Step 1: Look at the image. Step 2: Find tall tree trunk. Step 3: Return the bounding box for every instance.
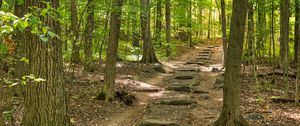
[22,0,69,125]
[214,0,249,125]
[155,0,162,46]
[102,0,123,101]
[257,0,266,60]
[221,0,227,66]
[140,0,159,63]
[207,1,212,39]
[295,0,300,106]
[84,0,95,71]
[165,0,171,57]
[271,0,276,82]
[246,2,254,56]
[187,0,192,47]
[71,0,80,63]
[280,0,290,92]
[295,0,300,63]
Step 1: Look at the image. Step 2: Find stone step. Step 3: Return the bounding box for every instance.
[156,98,197,105]
[141,119,179,126]
[132,88,162,92]
[200,51,211,54]
[203,49,212,52]
[174,68,199,72]
[141,105,192,126]
[198,54,210,57]
[186,60,204,65]
[166,85,192,92]
[174,75,194,80]
[197,56,209,60]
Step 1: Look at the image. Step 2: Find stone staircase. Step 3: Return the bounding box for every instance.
[140,46,216,126]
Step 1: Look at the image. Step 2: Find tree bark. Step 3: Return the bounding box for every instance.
[71,0,80,63]
[84,0,95,71]
[220,0,227,66]
[22,0,69,125]
[187,0,192,47]
[155,0,162,46]
[214,0,249,125]
[295,0,300,106]
[257,0,266,59]
[280,0,290,92]
[165,0,171,57]
[295,0,300,63]
[140,0,159,63]
[103,0,123,101]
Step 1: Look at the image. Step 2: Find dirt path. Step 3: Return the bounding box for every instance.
[97,40,225,126]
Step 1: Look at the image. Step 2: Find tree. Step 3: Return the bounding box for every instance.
[22,0,69,125]
[187,0,192,47]
[280,0,290,92]
[155,0,162,46]
[102,0,124,101]
[295,0,300,106]
[165,0,171,57]
[295,0,300,63]
[214,0,249,125]
[257,0,267,59]
[84,0,95,71]
[140,0,159,63]
[221,0,227,65]
[71,0,80,63]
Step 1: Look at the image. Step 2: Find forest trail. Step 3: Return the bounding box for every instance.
[100,39,225,126]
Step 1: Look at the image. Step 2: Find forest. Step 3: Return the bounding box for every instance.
[0,0,300,125]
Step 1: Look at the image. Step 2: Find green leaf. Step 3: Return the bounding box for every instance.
[20,57,29,64]
[34,78,46,82]
[39,35,48,42]
[47,31,59,39]
[42,27,48,34]
[9,82,19,87]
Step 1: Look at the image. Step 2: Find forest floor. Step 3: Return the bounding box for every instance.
[3,38,300,126]
[65,38,300,126]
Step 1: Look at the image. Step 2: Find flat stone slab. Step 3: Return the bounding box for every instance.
[197,56,209,60]
[156,98,197,105]
[141,119,179,126]
[166,85,192,92]
[174,75,194,80]
[198,54,210,57]
[141,105,192,126]
[132,88,162,92]
[204,48,212,51]
[200,51,211,54]
[186,60,204,65]
[174,68,199,72]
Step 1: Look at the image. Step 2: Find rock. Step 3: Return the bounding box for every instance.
[204,49,212,51]
[152,64,166,73]
[174,75,194,80]
[244,112,264,121]
[186,60,204,65]
[214,74,224,89]
[157,98,196,105]
[200,94,210,100]
[211,68,220,72]
[141,119,179,126]
[166,85,192,92]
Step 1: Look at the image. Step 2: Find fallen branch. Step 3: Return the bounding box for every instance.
[256,71,296,79]
[271,97,299,103]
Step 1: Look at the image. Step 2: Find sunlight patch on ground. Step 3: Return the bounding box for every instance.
[285,112,300,120]
[199,64,224,72]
